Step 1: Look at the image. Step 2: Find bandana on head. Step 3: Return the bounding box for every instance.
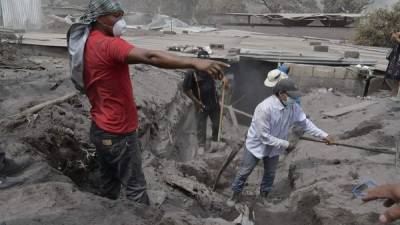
[79,0,124,24]
[68,0,125,93]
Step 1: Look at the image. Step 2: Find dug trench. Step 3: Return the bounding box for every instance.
[1,48,399,225]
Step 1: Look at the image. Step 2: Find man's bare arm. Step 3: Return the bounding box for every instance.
[126,47,229,78]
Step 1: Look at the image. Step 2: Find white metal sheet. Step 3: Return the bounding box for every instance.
[1,0,42,30]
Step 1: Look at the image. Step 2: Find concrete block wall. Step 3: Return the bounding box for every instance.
[286,63,364,96]
[287,63,360,80]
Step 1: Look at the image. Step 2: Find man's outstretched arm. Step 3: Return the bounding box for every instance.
[126,47,229,78]
[363,184,400,224]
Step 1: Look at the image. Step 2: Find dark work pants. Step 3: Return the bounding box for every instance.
[196,106,221,147]
[90,123,150,205]
[0,151,5,172]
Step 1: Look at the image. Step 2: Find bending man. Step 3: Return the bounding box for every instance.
[228,79,333,205]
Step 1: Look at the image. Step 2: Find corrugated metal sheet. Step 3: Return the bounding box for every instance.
[1,0,42,30]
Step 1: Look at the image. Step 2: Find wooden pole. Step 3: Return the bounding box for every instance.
[212,146,241,191]
[300,136,396,155]
[13,92,78,120]
[396,143,399,168]
[223,105,253,119]
[217,81,226,142]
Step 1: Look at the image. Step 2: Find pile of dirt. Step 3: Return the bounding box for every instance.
[0,56,237,224]
[1,49,400,225]
[0,43,43,70]
[0,182,163,225]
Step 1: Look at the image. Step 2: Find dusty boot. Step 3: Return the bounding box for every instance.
[226,192,240,207]
[0,157,32,177]
[0,176,26,189]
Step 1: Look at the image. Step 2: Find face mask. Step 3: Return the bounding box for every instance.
[113,18,127,37]
[294,96,301,105]
[282,97,296,107]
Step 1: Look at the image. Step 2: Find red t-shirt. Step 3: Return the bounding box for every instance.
[84,30,137,134]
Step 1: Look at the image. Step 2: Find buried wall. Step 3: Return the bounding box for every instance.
[1,41,399,225]
[231,57,383,124]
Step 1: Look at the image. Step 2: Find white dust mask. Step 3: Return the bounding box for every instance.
[113,18,127,37]
[283,97,296,107]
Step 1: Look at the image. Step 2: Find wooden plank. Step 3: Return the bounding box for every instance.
[224,105,253,119]
[227,105,239,128]
[13,92,78,120]
[323,101,378,117]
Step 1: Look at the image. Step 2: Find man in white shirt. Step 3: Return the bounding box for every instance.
[228,79,334,205]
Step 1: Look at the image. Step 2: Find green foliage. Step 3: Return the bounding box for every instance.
[355,1,400,47]
[322,0,372,13]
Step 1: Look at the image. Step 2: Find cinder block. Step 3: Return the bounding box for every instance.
[313,66,335,78]
[313,45,329,52]
[333,67,347,79]
[210,43,225,49]
[345,68,361,80]
[228,48,240,56]
[344,51,360,59]
[309,41,322,46]
[290,64,314,77]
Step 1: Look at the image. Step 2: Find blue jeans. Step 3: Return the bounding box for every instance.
[90,123,150,205]
[232,147,279,194]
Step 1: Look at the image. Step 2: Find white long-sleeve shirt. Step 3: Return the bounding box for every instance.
[246,95,328,159]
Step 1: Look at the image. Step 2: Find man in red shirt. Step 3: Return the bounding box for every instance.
[70,0,228,205]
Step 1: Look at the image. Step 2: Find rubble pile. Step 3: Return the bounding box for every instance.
[1,53,400,225]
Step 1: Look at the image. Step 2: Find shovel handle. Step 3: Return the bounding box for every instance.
[217,80,226,142]
[300,136,396,155]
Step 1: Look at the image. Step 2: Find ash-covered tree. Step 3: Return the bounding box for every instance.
[260,0,281,13]
[257,0,319,13]
[322,0,372,13]
[355,1,400,47]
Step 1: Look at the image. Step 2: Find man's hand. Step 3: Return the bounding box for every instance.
[192,59,229,80]
[392,32,400,43]
[323,135,335,145]
[286,142,296,153]
[222,76,230,89]
[363,184,400,224]
[195,101,206,112]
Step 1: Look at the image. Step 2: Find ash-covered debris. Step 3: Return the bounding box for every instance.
[1,44,400,225]
[0,42,44,70]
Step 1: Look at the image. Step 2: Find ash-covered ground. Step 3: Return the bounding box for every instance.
[0,43,400,225]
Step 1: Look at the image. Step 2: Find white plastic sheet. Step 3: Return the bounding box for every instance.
[145,14,217,33]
